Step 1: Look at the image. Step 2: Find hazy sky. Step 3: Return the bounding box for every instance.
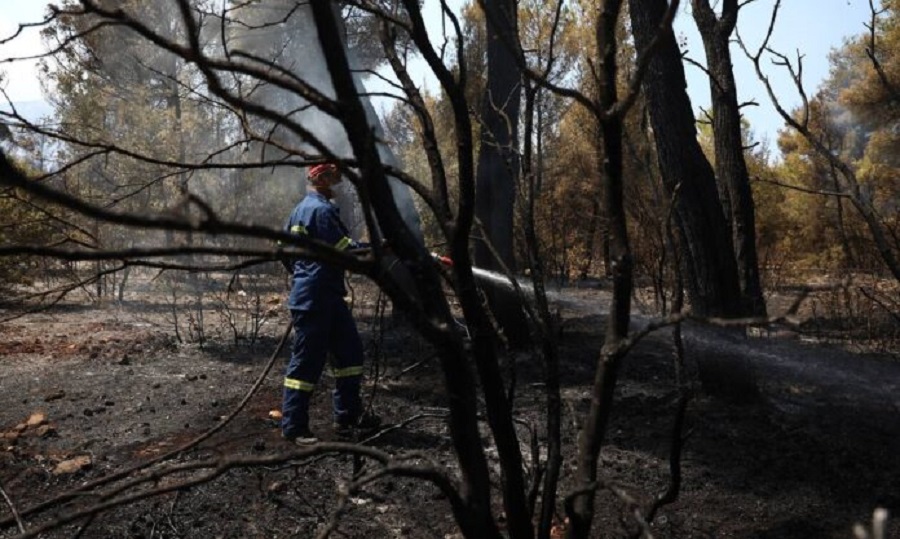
[0,0,878,146]
[0,1,48,103]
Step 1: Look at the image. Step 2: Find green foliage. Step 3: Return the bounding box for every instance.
[745,144,787,270]
[772,3,900,274]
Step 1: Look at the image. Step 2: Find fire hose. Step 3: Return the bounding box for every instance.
[349,245,453,268]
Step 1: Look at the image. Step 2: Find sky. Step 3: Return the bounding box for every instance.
[677,0,875,147]
[0,1,48,103]
[0,0,878,147]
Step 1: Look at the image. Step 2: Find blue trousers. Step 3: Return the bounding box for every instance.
[281,297,364,437]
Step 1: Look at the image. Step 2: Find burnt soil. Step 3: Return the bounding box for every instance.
[1,277,899,538]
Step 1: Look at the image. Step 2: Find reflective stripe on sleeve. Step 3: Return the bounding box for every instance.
[334,236,352,251]
[284,377,315,391]
[332,366,364,378]
[290,225,308,235]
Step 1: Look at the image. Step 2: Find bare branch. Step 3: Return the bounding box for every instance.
[14,441,449,539]
[0,480,25,535]
[0,262,123,315]
[682,54,715,88]
[71,0,359,176]
[379,20,453,228]
[697,105,713,124]
[0,152,379,276]
[858,286,900,325]
[751,175,852,198]
[864,0,900,102]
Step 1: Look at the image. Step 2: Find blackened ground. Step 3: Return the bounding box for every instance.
[0,279,898,538]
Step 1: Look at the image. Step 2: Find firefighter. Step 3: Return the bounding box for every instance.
[280,162,379,444]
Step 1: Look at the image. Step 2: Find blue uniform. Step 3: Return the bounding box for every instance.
[281,192,365,437]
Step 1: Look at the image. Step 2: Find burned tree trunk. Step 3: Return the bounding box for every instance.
[628,0,743,318]
[474,0,530,345]
[313,5,503,537]
[692,0,766,316]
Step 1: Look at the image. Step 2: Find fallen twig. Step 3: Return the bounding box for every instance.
[0,480,25,535]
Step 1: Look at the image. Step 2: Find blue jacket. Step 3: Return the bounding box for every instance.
[284,192,361,310]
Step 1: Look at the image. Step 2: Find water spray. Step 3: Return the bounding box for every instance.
[428,251,542,300]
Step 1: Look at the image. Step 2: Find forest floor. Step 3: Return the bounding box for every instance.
[0,274,898,538]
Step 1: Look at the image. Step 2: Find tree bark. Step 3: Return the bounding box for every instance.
[628,0,743,318]
[474,0,530,345]
[692,0,766,316]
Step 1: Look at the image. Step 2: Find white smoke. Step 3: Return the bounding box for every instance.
[226,1,422,243]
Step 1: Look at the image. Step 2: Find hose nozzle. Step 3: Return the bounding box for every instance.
[430,252,454,267]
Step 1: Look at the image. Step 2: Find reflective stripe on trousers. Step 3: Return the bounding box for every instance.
[281,296,364,437]
[284,377,315,392]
